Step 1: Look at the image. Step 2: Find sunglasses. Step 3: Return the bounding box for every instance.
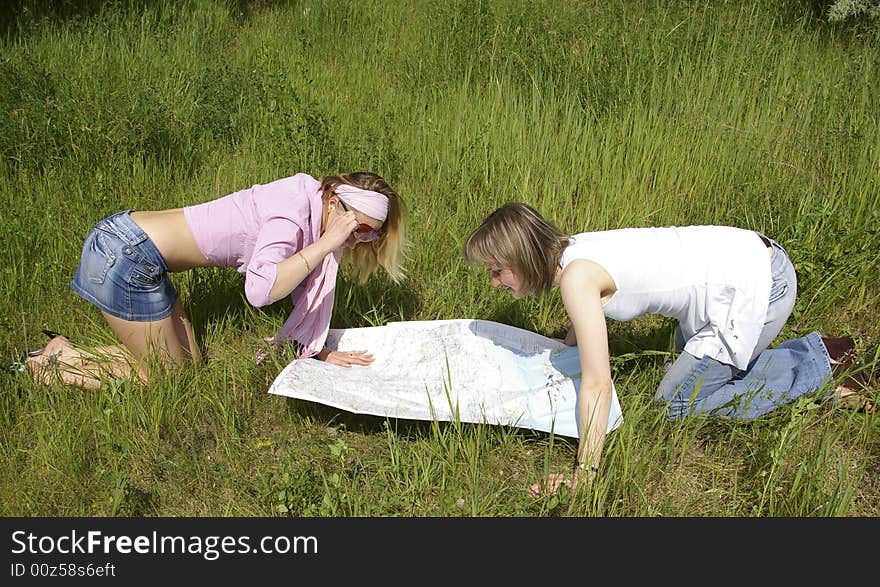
[339,201,381,242]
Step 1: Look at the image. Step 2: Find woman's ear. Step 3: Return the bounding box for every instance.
[324,193,341,213]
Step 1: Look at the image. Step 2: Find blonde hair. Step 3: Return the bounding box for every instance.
[463,203,570,295]
[321,172,408,284]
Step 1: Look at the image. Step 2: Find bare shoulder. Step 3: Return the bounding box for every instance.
[559,258,616,295]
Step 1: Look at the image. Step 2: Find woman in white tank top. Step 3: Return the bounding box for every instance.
[464,203,873,496]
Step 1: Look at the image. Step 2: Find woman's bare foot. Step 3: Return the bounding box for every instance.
[23,336,103,388]
[42,335,72,355]
[835,385,876,414]
[21,335,69,372]
[24,343,65,385]
[822,334,876,404]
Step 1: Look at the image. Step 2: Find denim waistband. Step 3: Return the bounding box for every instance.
[95,209,147,247]
[94,209,169,271]
[756,231,789,256]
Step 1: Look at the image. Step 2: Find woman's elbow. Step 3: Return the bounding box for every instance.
[244,284,273,308]
[582,376,614,397]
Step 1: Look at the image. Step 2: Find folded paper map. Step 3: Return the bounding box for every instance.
[268,319,623,438]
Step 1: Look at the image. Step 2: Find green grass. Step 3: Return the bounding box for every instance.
[1,0,878,516]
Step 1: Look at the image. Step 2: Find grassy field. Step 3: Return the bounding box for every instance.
[1,0,878,516]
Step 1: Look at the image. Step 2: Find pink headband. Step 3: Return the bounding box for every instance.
[333,184,389,222]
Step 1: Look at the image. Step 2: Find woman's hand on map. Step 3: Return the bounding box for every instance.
[320,349,374,367]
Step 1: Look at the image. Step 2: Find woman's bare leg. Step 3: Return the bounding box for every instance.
[101,299,194,382]
[26,299,197,389]
[25,339,122,389]
[171,302,201,365]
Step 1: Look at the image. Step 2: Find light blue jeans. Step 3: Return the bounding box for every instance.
[654,239,833,420]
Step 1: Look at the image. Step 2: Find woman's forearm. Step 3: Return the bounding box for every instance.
[268,241,333,302]
[575,382,612,470]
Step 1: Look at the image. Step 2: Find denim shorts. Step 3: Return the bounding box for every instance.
[70,209,178,322]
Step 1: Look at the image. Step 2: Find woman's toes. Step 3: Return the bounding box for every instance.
[835,385,876,414]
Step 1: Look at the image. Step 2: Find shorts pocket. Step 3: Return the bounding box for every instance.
[84,231,117,285]
[768,277,789,304]
[130,267,161,288]
[116,243,160,288]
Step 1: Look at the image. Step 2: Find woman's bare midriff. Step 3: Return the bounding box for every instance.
[129,209,211,272]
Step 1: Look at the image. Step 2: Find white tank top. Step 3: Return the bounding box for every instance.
[560,225,772,370]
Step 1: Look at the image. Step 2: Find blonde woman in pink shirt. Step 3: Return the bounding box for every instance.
[25,172,406,388]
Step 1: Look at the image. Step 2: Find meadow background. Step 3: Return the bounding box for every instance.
[1,0,877,516]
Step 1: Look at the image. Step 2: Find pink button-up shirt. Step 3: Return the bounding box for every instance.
[183,173,322,308]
